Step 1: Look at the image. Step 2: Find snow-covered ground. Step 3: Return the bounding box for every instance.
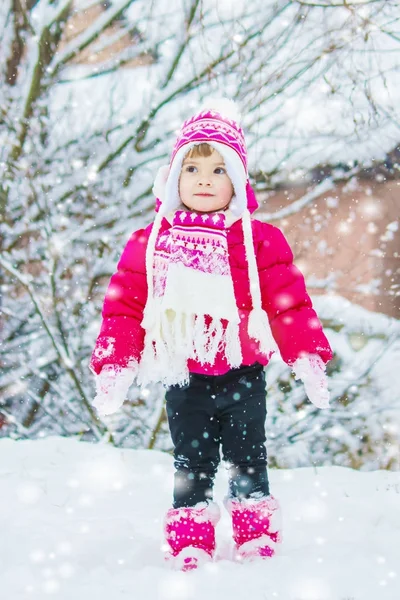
[2,437,399,599]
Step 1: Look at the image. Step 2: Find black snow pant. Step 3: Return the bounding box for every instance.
[165,363,270,508]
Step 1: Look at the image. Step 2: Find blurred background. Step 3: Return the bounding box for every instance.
[1,0,399,469]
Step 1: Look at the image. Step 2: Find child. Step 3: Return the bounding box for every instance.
[90,99,333,571]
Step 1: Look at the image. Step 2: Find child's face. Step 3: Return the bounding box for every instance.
[179,149,234,213]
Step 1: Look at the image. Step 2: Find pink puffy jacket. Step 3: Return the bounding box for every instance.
[91,216,333,377]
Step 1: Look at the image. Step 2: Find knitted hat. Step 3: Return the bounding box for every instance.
[138,99,277,386]
[152,98,258,216]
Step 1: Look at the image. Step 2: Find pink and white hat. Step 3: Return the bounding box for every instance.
[153,98,258,216]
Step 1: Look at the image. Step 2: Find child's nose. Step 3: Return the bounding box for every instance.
[197,174,212,186]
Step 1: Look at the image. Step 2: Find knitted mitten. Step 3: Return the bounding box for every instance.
[292,353,330,409]
[92,364,136,416]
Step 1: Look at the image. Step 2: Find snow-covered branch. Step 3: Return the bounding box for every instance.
[0,255,102,431]
[9,0,73,162]
[258,178,336,221]
[295,0,384,7]
[160,0,201,90]
[49,0,136,74]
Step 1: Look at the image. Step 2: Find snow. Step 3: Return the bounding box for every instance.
[2,436,399,599]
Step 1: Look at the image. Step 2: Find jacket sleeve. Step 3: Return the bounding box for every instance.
[90,227,150,375]
[256,222,333,366]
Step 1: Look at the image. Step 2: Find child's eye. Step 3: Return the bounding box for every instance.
[214,167,226,174]
[185,165,197,173]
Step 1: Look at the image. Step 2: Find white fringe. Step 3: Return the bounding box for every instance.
[138,307,243,387]
[225,320,243,368]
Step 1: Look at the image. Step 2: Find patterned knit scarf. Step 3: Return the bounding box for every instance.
[138,210,243,387]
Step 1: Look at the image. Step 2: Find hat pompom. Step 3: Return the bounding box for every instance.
[199,97,242,125]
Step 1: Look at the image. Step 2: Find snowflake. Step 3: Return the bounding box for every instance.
[360,198,382,219]
[337,221,352,235]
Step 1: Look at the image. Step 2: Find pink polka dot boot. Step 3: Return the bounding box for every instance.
[225,495,282,562]
[163,502,220,571]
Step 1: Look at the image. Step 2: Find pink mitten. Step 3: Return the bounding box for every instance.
[93,364,137,416]
[292,354,330,409]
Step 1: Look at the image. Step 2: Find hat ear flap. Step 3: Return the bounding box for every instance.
[229,195,241,216]
[152,164,170,203]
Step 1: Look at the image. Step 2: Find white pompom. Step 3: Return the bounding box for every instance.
[199,97,242,124]
[152,164,170,201]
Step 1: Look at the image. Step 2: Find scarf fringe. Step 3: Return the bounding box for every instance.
[138,307,243,387]
[225,320,243,367]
